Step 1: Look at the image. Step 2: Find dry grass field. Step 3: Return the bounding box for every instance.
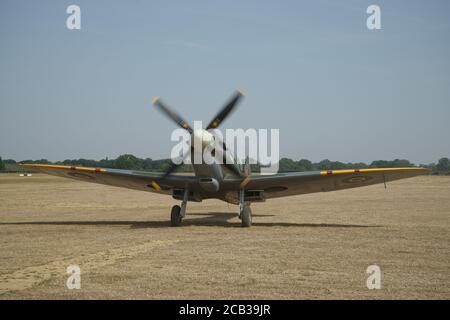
[0,173,449,299]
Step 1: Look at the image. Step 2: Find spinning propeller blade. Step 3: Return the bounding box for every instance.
[206,90,245,130]
[152,97,193,134]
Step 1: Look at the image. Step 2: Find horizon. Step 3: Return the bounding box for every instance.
[3,153,446,167]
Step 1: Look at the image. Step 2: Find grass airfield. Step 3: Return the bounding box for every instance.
[0,173,449,299]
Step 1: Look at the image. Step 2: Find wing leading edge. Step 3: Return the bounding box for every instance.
[17,164,430,201]
[17,164,199,195]
[224,167,430,200]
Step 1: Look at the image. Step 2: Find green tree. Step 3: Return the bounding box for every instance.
[391,159,414,167]
[370,160,389,168]
[297,159,313,171]
[279,158,298,172]
[370,159,413,168]
[114,154,143,170]
[0,157,5,171]
[316,159,333,170]
[436,157,450,171]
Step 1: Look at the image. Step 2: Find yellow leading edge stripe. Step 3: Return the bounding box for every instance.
[319,167,430,175]
[18,164,106,172]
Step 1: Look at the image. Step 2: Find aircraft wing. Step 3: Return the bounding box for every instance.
[17,164,430,202]
[17,164,199,195]
[226,168,430,200]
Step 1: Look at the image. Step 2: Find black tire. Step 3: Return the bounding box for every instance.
[171,205,182,226]
[241,206,252,228]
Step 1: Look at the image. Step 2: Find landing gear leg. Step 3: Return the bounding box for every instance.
[180,188,188,218]
[239,188,252,228]
[171,188,188,227]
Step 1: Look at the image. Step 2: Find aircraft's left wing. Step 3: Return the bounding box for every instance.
[17,164,199,195]
[224,167,430,200]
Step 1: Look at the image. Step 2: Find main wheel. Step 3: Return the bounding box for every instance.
[241,205,252,228]
[171,205,182,226]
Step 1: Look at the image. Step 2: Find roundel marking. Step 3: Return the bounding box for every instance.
[342,175,373,184]
[67,172,95,180]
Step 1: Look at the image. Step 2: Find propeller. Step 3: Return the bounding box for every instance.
[151,97,193,134]
[152,90,245,178]
[206,90,245,130]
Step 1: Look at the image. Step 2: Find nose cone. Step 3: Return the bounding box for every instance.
[191,129,214,151]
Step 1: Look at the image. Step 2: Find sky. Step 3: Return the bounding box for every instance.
[1,0,449,164]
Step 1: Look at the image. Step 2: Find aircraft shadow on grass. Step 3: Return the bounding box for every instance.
[0,212,380,229]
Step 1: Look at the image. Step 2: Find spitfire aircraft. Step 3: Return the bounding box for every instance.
[19,91,430,227]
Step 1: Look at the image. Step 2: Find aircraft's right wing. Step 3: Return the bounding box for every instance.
[17,164,199,195]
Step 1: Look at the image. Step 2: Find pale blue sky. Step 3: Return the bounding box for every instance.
[1,0,449,164]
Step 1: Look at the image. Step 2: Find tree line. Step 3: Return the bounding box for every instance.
[1,155,449,174]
